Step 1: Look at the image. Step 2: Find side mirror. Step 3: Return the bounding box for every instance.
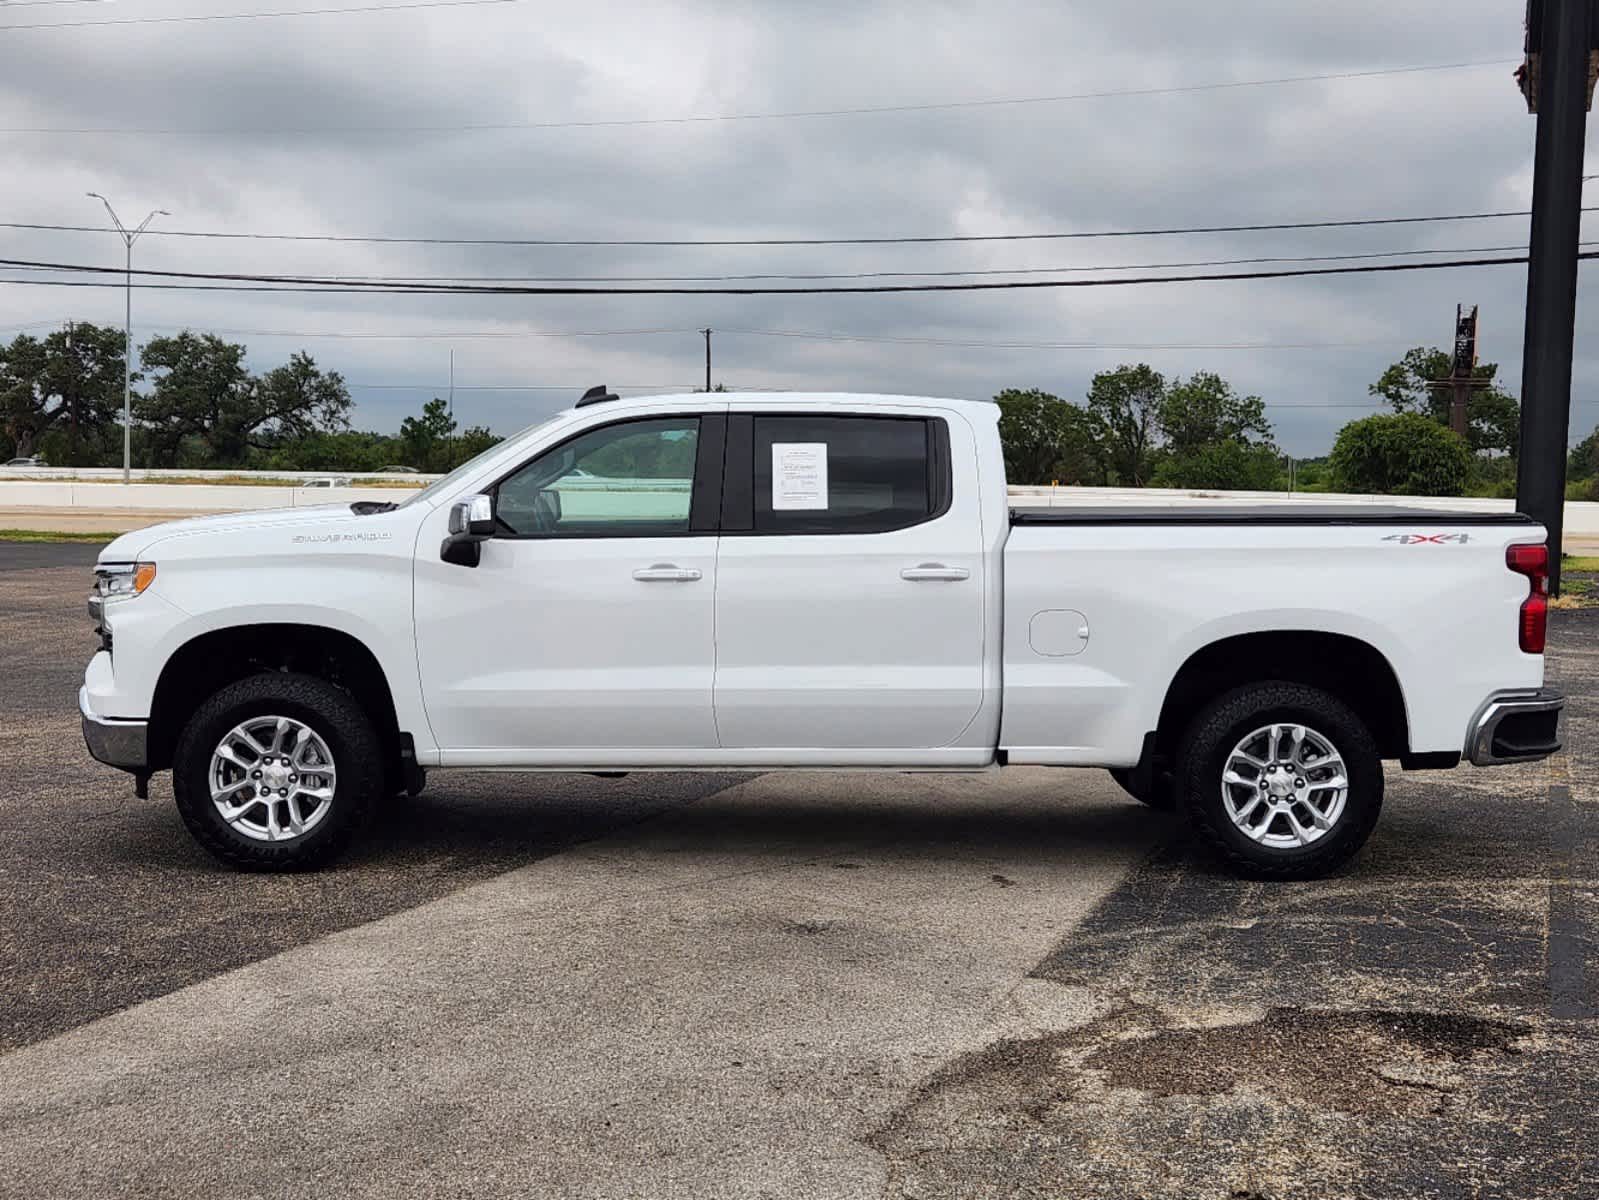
[441,493,495,567]
[448,493,496,537]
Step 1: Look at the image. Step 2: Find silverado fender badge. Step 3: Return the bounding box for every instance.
[291,531,395,545]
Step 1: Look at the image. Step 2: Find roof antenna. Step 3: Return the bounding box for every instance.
[577,384,618,407]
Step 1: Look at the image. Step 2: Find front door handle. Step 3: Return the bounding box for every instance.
[633,564,703,582]
[900,563,970,582]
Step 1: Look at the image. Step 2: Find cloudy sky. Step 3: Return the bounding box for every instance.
[0,0,1592,455]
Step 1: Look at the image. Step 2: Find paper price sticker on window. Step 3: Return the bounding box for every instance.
[771,442,829,510]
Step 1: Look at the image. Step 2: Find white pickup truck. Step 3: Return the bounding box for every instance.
[81,390,1563,879]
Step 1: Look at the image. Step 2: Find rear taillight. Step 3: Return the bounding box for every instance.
[1506,543,1549,654]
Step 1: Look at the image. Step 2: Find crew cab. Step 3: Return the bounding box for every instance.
[80,390,1564,878]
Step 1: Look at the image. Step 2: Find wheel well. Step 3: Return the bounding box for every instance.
[1152,631,1409,764]
[148,624,402,779]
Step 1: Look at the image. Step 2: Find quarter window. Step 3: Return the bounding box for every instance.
[752,415,938,534]
[494,417,700,537]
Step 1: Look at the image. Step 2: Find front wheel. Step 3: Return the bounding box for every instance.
[1176,682,1382,880]
[172,672,381,871]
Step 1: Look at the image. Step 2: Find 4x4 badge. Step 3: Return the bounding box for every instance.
[1382,532,1471,544]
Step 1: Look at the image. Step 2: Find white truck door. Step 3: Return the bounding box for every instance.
[415,413,723,761]
[712,410,986,751]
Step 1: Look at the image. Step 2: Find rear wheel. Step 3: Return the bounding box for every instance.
[1176,682,1381,880]
[172,672,381,870]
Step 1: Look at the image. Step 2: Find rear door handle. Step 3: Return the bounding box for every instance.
[633,564,703,582]
[900,563,970,582]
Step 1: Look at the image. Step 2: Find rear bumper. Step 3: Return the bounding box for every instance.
[1466,687,1564,766]
[79,686,149,772]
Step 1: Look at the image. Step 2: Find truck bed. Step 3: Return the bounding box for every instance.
[1009,505,1538,527]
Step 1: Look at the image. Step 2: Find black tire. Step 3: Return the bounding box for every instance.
[172,672,382,871]
[1107,766,1175,810]
[1176,681,1382,880]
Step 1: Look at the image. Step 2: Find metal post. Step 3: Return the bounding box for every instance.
[1515,0,1592,595]
[701,328,712,392]
[1450,379,1471,437]
[122,239,131,482]
[447,348,455,470]
[87,194,169,484]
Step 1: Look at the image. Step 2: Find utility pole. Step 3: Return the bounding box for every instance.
[1428,304,1488,439]
[701,328,712,392]
[64,320,78,454]
[87,193,170,484]
[1514,0,1595,595]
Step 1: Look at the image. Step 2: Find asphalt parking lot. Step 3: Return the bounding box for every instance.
[0,541,1594,1199]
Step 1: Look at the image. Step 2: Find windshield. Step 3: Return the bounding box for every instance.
[398,415,564,509]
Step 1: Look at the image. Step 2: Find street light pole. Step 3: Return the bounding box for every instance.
[87,194,170,484]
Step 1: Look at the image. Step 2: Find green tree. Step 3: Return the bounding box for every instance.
[135,333,253,465]
[1154,372,1279,489]
[1570,427,1599,481]
[1158,372,1271,456]
[454,425,501,462]
[1085,364,1165,486]
[260,429,398,472]
[1370,345,1519,457]
[0,324,128,464]
[251,353,353,449]
[1329,412,1472,496]
[399,397,457,472]
[1153,441,1284,490]
[993,388,1103,484]
[136,336,351,466]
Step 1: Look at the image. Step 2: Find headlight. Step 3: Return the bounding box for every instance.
[95,562,157,601]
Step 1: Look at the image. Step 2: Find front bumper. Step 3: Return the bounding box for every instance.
[79,686,149,771]
[1466,687,1564,766]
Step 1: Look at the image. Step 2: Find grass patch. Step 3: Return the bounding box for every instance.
[1553,570,1597,608]
[0,528,121,543]
[1561,555,1599,573]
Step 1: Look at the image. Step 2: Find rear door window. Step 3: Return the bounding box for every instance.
[749,415,942,534]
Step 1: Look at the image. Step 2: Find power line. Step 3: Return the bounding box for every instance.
[0,318,1443,351]
[0,58,1512,129]
[1,207,1584,248]
[0,0,520,29]
[2,249,1592,296]
[3,241,1572,285]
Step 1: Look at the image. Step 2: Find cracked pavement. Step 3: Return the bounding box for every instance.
[1,542,1594,1199]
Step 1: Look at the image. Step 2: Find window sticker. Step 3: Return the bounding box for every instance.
[771,442,829,510]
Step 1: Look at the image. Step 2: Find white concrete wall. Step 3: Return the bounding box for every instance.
[0,467,432,484]
[5,478,1598,537]
[0,481,379,511]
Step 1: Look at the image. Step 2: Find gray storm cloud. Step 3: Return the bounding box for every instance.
[0,0,1587,454]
